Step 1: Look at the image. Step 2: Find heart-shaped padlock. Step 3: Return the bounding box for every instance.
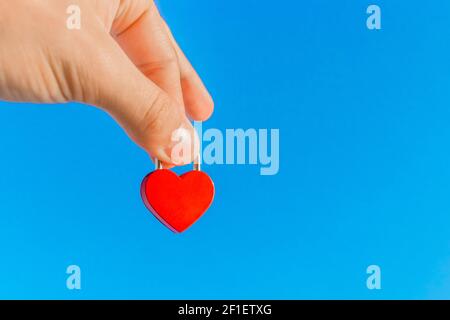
[141,158,215,233]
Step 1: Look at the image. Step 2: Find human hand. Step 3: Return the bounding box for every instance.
[0,0,213,165]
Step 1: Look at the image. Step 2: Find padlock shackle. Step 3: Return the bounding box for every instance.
[155,159,164,170]
[154,158,200,171]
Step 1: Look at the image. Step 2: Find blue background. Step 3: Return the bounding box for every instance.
[1,0,450,299]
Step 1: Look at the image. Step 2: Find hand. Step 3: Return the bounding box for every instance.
[0,0,213,165]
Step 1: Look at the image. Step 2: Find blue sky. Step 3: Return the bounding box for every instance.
[0,0,450,299]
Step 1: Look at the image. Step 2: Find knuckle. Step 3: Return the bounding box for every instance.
[138,52,179,77]
[138,91,172,143]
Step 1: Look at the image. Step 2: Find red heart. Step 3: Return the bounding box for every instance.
[141,169,215,233]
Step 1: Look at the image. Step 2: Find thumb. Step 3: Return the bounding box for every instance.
[83,37,198,166]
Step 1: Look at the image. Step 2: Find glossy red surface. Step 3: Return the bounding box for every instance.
[141,169,215,233]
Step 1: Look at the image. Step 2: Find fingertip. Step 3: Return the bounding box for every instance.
[187,100,214,121]
[183,81,215,121]
[197,92,214,120]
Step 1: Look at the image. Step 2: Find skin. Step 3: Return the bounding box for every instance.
[0,0,214,166]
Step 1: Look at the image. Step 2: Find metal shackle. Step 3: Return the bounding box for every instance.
[154,158,201,171]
